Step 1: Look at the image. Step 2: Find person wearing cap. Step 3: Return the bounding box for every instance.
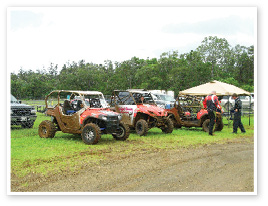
[231,93,246,134]
[203,91,220,135]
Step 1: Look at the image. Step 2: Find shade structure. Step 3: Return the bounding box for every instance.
[179,80,250,96]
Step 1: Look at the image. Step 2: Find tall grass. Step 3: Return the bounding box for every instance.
[10,112,254,179]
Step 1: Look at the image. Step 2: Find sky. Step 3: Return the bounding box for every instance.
[7,7,256,73]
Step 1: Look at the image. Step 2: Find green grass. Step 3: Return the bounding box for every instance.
[10,112,254,180]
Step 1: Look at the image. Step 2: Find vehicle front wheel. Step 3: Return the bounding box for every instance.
[135,119,148,136]
[112,122,130,141]
[81,123,101,145]
[38,120,56,138]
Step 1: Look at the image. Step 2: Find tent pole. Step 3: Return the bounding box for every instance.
[228,95,230,127]
[249,95,251,126]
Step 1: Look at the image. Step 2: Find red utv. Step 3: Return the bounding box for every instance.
[111,90,173,136]
[166,95,224,132]
[38,90,129,145]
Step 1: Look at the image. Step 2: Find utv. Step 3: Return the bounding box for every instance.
[111,90,173,136]
[38,90,129,145]
[167,95,224,132]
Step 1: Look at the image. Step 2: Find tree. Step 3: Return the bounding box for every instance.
[197,36,232,79]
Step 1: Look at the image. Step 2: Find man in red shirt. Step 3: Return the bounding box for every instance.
[203,91,220,135]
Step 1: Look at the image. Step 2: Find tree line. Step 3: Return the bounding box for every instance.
[11,36,254,100]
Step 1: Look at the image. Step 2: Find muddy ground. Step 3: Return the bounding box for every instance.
[11,136,254,193]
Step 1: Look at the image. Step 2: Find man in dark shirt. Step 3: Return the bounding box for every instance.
[203,91,220,135]
[232,93,246,133]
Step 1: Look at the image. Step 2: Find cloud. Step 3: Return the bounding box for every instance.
[10,10,43,31]
[162,15,254,36]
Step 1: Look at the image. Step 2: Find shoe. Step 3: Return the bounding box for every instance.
[242,131,246,133]
[232,132,237,134]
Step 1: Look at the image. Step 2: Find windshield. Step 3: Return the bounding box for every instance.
[11,95,19,103]
[83,94,108,108]
[154,94,175,101]
[162,95,175,101]
[114,91,155,105]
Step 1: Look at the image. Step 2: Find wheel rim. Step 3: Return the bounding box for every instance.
[42,126,47,135]
[137,123,143,132]
[84,128,94,141]
[117,126,125,138]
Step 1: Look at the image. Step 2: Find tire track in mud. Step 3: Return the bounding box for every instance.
[29,137,254,192]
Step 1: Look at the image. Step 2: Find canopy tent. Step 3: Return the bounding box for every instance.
[179,80,252,126]
[179,80,250,96]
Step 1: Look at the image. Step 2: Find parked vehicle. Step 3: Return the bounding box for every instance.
[38,90,129,145]
[166,95,224,132]
[111,89,174,136]
[219,95,254,110]
[151,93,176,109]
[10,94,37,128]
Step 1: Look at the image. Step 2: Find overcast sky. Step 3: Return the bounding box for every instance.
[7,7,256,73]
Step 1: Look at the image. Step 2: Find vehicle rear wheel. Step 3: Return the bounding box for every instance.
[38,120,56,138]
[135,119,148,136]
[161,118,174,133]
[112,122,130,141]
[81,123,101,145]
[215,116,224,131]
[202,119,210,133]
[202,119,216,132]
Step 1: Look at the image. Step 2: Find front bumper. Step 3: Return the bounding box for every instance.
[11,115,37,125]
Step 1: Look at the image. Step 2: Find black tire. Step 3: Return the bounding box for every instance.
[81,123,101,145]
[215,121,224,131]
[38,120,56,138]
[202,119,217,133]
[202,119,210,133]
[161,118,174,133]
[135,119,148,136]
[112,122,130,141]
[215,116,224,131]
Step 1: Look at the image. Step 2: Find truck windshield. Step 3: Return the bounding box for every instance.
[11,95,19,103]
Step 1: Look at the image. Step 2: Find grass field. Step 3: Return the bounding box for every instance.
[10,112,254,180]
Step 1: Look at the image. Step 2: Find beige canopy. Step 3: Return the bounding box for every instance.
[179,80,251,96]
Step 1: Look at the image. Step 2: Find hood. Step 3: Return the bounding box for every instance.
[11,103,34,109]
[136,104,167,117]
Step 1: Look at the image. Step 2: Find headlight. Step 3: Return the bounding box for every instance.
[31,109,37,114]
[118,114,122,121]
[101,116,107,121]
[11,110,13,115]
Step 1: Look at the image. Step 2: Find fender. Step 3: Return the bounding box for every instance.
[197,109,208,120]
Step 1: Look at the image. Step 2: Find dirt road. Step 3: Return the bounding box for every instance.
[13,137,254,192]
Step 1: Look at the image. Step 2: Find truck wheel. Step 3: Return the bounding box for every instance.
[81,123,101,145]
[135,119,148,136]
[113,122,130,141]
[38,120,56,138]
[161,118,174,133]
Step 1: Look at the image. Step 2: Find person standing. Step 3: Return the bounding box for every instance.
[203,91,220,135]
[231,93,246,134]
